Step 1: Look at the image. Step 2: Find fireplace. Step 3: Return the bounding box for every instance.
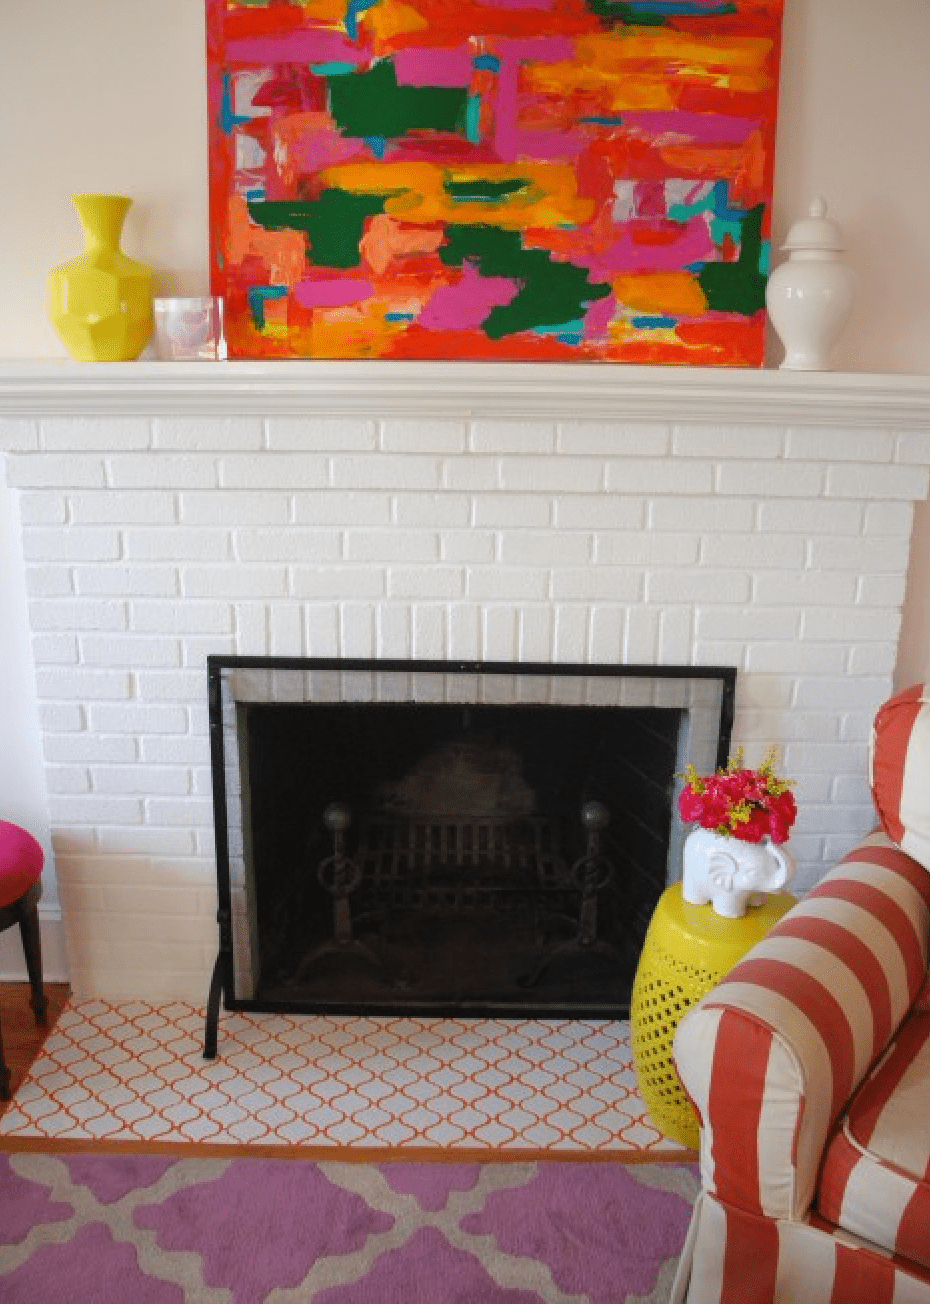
[2,365,925,1007]
[205,657,734,1045]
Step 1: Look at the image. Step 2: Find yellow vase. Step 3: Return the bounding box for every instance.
[47,194,153,362]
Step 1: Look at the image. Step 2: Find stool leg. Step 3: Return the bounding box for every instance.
[0,1017,10,1101]
[19,904,47,1026]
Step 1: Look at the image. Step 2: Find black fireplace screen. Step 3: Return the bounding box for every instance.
[207,658,734,1026]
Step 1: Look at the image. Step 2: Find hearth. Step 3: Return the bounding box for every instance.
[205,658,734,1053]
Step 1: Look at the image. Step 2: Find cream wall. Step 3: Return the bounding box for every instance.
[0,0,929,956]
[3,1,930,372]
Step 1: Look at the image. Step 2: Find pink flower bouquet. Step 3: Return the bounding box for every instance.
[678,748,797,844]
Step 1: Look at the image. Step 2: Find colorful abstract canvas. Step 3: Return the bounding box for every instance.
[206,0,784,365]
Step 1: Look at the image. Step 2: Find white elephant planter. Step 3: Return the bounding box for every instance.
[681,827,795,918]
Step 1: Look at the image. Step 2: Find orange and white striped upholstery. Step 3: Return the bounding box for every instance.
[871,682,930,873]
[671,831,930,1304]
[818,1002,930,1272]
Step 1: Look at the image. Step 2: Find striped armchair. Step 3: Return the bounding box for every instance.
[671,684,930,1304]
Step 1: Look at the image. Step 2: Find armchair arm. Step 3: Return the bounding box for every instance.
[672,831,930,1222]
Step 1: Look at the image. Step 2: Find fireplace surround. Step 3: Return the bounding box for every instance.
[0,361,928,1003]
[206,656,734,1038]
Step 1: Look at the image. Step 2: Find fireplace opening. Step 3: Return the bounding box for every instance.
[207,659,735,1028]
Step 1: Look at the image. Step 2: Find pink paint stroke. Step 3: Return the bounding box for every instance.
[393,47,473,88]
[583,295,616,341]
[589,217,715,276]
[493,40,584,162]
[226,35,368,65]
[419,264,519,331]
[622,111,761,146]
[292,280,373,309]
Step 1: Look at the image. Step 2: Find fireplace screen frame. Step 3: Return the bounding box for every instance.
[205,657,735,1039]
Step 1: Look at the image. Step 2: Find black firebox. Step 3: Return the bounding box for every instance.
[205,658,734,1054]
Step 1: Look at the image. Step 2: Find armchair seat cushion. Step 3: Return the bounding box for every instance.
[817,1005,930,1272]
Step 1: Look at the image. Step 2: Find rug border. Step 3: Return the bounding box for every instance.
[0,1134,696,1163]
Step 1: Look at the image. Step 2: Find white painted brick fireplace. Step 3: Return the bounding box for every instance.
[1,361,929,1003]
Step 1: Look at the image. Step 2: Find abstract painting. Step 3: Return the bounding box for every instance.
[206,0,784,365]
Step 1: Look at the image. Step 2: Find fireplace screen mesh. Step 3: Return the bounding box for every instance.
[208,658,734,1019]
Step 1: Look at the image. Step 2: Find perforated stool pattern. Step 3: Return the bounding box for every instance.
[630,882,794,1150]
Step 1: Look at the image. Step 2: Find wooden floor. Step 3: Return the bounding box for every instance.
[0,982,70,1115]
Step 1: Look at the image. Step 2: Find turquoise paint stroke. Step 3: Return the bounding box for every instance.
[466,96,480,144]
[624,2,736,14]
[311,62,357,77]
[344,0,378,39]
[630,315,677,328]
[247,285,288,331]
[219,73,251,134]
[532,320,585,344]
[669,182,744,246]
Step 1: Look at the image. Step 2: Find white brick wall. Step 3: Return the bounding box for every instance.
[1,413,928,1001]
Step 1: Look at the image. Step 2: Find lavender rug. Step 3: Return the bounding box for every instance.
[0,1151,697,1302]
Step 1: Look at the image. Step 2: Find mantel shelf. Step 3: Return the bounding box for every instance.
[2,359,930,429]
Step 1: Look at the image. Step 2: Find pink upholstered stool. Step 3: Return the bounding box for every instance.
[0,821,47,1100]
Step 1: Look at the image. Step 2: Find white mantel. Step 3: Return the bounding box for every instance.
[2,361,930,429]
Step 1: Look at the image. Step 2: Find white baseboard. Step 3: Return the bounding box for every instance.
[0,905,70,983]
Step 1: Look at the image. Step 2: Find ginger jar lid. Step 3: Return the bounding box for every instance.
[781,198,846,253]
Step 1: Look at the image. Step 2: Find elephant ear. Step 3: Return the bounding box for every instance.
[706,850,739,893]
[766,842,793,890]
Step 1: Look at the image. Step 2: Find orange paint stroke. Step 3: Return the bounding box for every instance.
[360,215,445,277]
[659,132,766,202]
[226,195,306,284]
[364,1,429,44]
[525,30,774,106]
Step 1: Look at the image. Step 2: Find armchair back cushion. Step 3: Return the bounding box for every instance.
[871,682,930,873]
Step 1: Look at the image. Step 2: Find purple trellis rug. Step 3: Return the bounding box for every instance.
[0,1151,697,1302]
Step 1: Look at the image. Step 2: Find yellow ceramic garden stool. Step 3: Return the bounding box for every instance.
[630,882,794,1150]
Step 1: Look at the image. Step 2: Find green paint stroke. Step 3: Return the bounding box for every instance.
[441,225,611,339]
[248,193,386,269]
[698,204,767,317]
[327,60,468,140]
[583,1,665,25]
[445,178,530,202]
[583,1,736,24]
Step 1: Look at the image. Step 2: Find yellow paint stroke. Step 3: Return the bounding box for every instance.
[262,294,291,339]
[524,31,774,105]
[227,195,306,284]
[607,317,681,348]
[360,214,445,277]
[613,272,708,318]
[317,162,594,229]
